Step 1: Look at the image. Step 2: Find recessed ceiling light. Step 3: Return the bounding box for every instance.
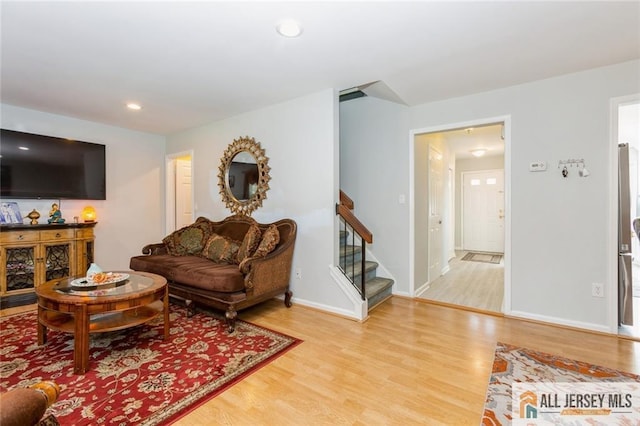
[470,149,487,157]
[126,102,142,111]
[276,19,303,38]
[19,146,29,151]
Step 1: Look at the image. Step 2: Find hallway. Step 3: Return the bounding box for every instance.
[418,250,504,312]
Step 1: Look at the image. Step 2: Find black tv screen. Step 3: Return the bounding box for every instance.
[0,129,106,200]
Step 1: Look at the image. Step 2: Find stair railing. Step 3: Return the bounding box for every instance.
[336,190,373,300]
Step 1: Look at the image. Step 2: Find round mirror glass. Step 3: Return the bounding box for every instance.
[227,151,258,201]
[217,136,270,216]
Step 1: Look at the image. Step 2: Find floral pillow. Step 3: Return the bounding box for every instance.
[236,224,262,264]
[253,224,280,259]
[162,219,212,256]
[202,233,241,264]
[238,224,280,274]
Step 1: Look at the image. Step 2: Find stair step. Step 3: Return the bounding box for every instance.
[338,223,393,311]
[343,260,378,283]
[339,245,362,267]
[366,277,394,310]
[365,276,393,298]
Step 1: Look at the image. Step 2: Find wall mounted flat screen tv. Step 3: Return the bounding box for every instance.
[0,129,106,200]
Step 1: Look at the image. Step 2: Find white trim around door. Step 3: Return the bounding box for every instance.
[165,150,195,235]
[409,115,512,314]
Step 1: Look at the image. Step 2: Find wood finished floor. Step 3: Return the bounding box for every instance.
[4,298,640,425]
[418,250,504,313]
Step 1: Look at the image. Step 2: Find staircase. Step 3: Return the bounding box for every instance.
[339,230,394,310]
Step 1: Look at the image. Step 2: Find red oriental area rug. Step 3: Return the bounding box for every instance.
[481,342,640,425]
[0,305,301,425]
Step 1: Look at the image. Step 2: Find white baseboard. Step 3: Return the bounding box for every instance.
[414,282,430,298]
[508,310,615,334]
[290,297,362,320]
[393,289,412,297]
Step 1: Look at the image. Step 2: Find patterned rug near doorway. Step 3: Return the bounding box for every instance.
[481,342,640,426]
[0,305,301,425]
[462,251,502,264]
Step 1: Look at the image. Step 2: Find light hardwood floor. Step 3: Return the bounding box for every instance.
[4,298,640,425]
[418,251,504,313]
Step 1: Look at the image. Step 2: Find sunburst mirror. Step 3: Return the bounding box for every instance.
[217,136,270,216]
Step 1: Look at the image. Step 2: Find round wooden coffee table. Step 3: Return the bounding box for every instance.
[35,271,169,374]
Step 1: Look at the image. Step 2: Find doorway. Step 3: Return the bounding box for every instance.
[166,151,194,234]
[614,96,640,338]
[411,118,510,314]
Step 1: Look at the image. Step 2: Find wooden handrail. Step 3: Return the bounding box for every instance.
[339,190,354,210]
[337,190,373,301]
[336,204,373,244]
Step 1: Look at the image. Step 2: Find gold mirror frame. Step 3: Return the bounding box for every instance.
[217,136,270,216]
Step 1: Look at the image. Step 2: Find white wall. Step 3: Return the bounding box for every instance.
[340,97,411,294]
[410,60,640,331]
[1,104,166,271]
[4,59,638,331]
[341,59,640,332]
[166,89,355,316]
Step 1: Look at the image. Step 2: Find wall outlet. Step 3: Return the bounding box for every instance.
[295,268,302,279]
[592,283,604,298]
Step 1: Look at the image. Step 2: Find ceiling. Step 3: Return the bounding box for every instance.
[1,1,639,136]
[430,124,505,160]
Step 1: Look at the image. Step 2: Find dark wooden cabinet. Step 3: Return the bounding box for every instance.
[0,223,96,308]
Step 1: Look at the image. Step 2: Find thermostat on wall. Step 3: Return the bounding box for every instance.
[529,161,547,172]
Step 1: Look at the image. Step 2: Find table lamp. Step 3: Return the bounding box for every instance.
[81,206,96,222]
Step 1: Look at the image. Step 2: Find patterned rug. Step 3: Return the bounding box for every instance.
[481,342,640,425]
[462,251,502,264]
[0,305,301,425]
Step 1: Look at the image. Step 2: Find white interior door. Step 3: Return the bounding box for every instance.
[463,169,505,253]
[166,153,194,233]
[428,146,444,281]
[175,158,193,229]
[176,158,194,229]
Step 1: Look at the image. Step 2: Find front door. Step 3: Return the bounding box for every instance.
[463,169,505,253]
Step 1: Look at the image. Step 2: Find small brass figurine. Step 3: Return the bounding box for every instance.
[26,209,40,225]
[47,203,65,224]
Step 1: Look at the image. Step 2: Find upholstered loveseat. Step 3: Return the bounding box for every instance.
[130,215,296,332]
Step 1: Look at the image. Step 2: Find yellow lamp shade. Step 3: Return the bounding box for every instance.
[81,206,96,222]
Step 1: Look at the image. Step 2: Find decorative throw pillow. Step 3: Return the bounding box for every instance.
[162,220,212,256]
[253,224,280,259]
[236,224,262,264]
[202,233,241,264]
